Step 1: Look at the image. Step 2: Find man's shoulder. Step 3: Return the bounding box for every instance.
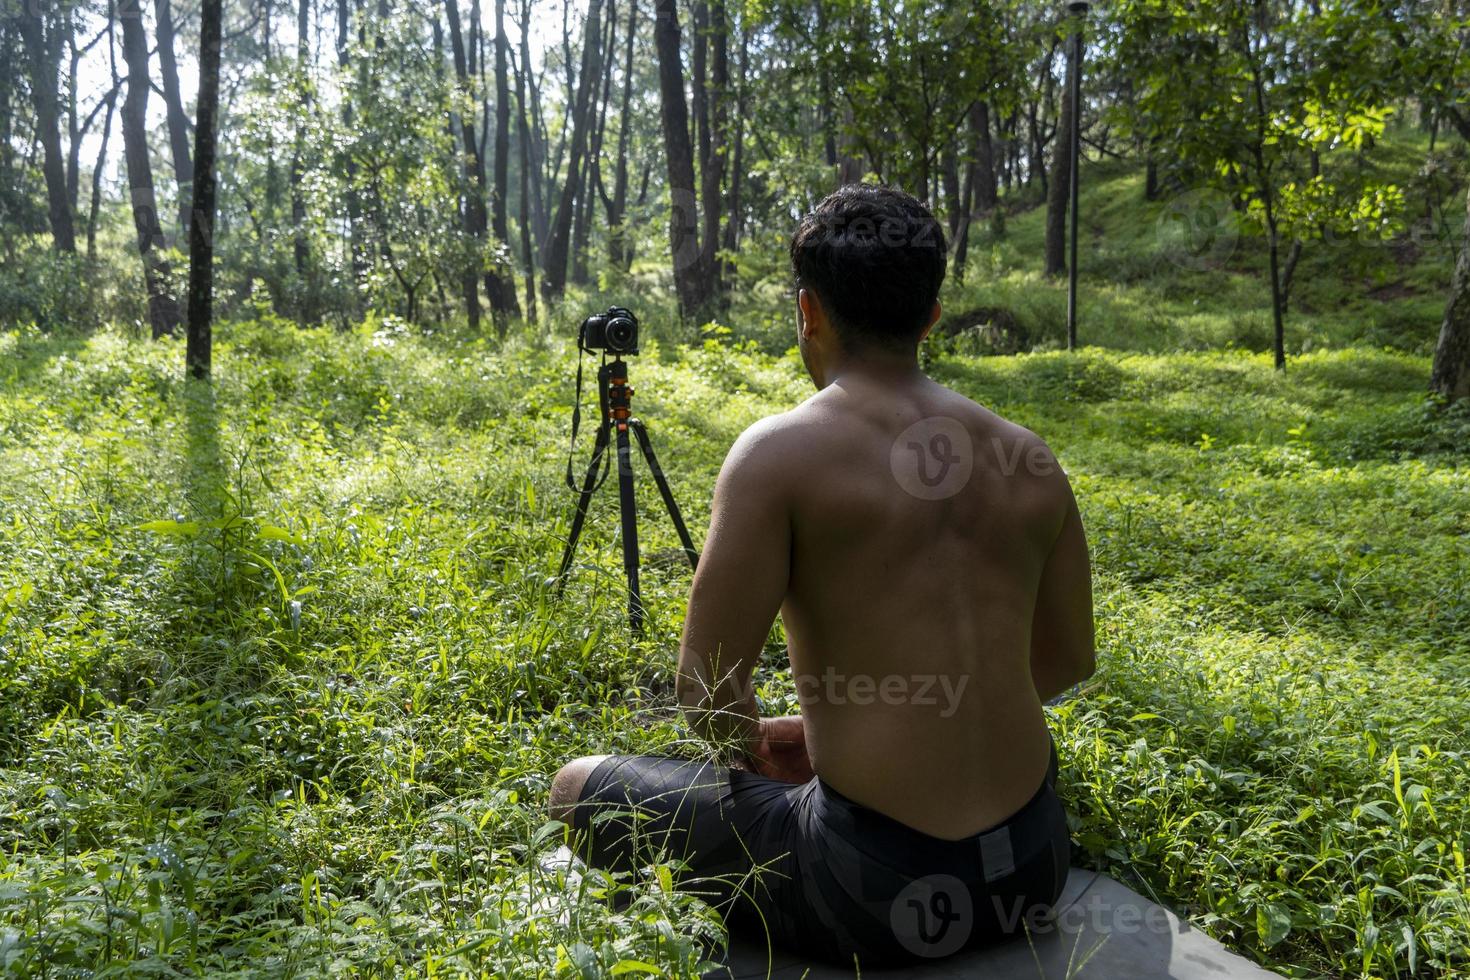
[721,410,810,483]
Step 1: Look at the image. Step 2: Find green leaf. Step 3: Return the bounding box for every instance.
[259,525,306,545]
[610,962,663,976]
[1256,903,1291,947]
[135,519,201,537]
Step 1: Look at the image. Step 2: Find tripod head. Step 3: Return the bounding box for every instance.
[599,359,634,427]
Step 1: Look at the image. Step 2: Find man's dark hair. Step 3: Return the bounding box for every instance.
[790,183,947,352]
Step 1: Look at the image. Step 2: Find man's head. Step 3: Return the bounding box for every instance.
[790,184,946,386]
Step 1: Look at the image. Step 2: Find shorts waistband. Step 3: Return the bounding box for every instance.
[811,756,1061,884]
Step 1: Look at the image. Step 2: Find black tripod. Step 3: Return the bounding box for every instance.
[556,357,698,631]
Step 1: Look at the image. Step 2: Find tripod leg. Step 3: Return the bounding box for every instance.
[556,421,612,596]
[614,421,644,631]
[631,419,700,571]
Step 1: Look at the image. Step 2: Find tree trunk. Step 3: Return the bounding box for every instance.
[1280,239,1302,316]
[86,90,117,262]
[973,101,997,210]
[65,14,80,213]
[291,0,314,324]
[574,0,616,286]
[1430,185,1470,401]
[540,0,604,303]
[1044,49,1074,277]
[155,0,194,235]
[519,4,549,253]
[721,19,747,268]
[941,146,961,242]
[187,0,223,380]
[117,0,182,337]
[19,7,76,252]
[815,0,836,168]
[1242,23,1285,370]
[605,0,637,270]
[699,0,727,304]
[337,0,365,312]
[513,22,538,324]
[653,0,708,317]
[442,2,482,332]
[691,1,709,186]
[492,0,520,318]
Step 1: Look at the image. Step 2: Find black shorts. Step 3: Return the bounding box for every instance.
[567,741,1071,965]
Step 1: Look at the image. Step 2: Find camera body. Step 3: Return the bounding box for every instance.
[579,307,639,355]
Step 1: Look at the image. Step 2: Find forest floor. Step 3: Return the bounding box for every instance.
[3,320,1468,977]
[2,155,1470,976]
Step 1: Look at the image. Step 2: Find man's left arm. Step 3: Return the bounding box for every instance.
[675,422,792,765]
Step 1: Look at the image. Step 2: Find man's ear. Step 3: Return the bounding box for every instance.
[917,300,942,344]
[797,288,823,340]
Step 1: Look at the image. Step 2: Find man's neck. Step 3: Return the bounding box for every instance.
[824,348,924,389]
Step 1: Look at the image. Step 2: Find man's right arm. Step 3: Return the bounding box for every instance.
[1029,478,1096,702]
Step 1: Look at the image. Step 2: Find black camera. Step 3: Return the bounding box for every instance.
[579,307,639,355]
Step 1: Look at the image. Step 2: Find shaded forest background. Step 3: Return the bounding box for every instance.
[3,0,1470,395]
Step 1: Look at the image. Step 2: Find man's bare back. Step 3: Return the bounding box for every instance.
[687,366,1092,838]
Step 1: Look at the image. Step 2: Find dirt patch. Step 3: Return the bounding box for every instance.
[1366,279,1418,302]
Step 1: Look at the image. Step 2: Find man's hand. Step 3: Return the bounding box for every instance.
[747,715,814,784]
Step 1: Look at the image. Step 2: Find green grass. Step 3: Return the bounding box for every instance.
[1,316,1467,977]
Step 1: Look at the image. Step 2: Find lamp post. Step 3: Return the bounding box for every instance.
[1065,0,1090,350]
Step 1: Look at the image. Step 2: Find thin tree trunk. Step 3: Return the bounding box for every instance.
[699,0,727,303]
[155,0,193,235]
[65,13,80,213]
[86,89,117,262]
[291,0,314,324]
[513,30,538,324]
[337,0,365,312]
[441,5,481,331]
[492,0,520,318]
[721,20,747,267]
[941,145,961,242]
[519,3,549,252]
[1242,22,1285,370]
[187,0,223,380]
[19,7,76,252]
[953,116,977,282]
[1044,48,1073,277]
[973,100,997,210]
[1430,184,1470,401]
[691,1,708,187]
[540,0,604,302]
[605,0,637,270]
[653,0,707,316]
[117,0,181,336]
[574,0,616,285]
[815,0,836,168]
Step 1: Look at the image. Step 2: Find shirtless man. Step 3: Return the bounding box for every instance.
[549,184,1096,965]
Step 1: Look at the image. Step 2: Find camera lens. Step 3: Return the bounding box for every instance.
[606,316,636,351]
